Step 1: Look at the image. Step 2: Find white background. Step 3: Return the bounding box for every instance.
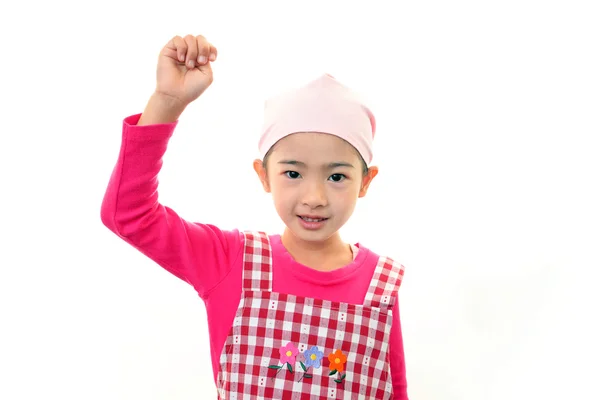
[1,1,599,399]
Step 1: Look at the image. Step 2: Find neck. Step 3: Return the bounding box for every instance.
[281,228,353,271]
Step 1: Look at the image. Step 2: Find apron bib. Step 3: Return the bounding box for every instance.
[216,232,404,399]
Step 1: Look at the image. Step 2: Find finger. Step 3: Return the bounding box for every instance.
[161,36,187,62]
[167,36,187,63]
[209,45,218,62]
[195,35,211,65]
[161,36,185,63]
[183,34,199,69]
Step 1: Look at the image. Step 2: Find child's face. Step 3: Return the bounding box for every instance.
[253,132,378,244]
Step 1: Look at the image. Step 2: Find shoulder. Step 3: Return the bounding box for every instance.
[357,243,407,287]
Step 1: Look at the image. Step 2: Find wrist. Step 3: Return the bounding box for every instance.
[138,92,187,125]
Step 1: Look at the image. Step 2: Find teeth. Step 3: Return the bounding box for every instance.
[301,217,324,222]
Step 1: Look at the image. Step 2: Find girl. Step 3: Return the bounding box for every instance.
[101,34,408,399]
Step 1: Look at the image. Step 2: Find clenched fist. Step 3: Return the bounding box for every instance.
[156,34,218,105]
[139,34,218,125]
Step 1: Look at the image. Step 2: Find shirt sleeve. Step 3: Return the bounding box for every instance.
[390,298,409,399]
[100,113,243,298]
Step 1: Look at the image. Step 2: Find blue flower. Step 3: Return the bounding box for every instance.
[303,346,324,369]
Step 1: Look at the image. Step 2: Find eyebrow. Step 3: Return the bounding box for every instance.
[277,160,355,169]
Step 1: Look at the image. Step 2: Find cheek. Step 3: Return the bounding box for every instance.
[270,181,294,208]
[330,185,359,206]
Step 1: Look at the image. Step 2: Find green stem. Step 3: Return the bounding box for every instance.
[272,364,284,381]
[297,367,314,382]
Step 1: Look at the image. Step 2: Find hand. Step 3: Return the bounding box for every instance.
[155,34,218,107]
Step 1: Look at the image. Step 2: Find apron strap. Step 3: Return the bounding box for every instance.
[363,256,405,309]
[242,231,273,291]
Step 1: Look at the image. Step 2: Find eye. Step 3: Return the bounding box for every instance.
[285,171,301,179]
[329,174,346,182]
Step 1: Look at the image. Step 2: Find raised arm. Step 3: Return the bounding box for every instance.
[100,35,242,297]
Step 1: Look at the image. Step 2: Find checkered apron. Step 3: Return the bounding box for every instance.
[216,231,405,399]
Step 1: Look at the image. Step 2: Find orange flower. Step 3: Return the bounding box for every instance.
[328,349,347,372]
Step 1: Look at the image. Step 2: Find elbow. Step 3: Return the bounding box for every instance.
[100,192,119,234]
[100,207,114,231]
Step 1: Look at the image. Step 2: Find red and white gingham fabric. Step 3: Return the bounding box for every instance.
[216,232,405,399]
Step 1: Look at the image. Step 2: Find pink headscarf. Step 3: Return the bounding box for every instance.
[258,74,376,164]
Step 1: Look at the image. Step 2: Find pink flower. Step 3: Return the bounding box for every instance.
[279,342,299,364]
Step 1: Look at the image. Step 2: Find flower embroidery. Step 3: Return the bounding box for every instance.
[279,342,299,365]
[297,345,324,382]
[328,349,347,372]
[267,343,348,384]
[268,342,298,378]
[303,346,324,369]
[328,349,347,383]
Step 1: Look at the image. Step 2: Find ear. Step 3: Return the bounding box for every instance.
[358,166,379,198]
[253,159,271,193]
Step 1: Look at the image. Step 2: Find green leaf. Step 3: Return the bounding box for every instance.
[300,361,307,372]
[304,373,313,379]
[335,379,343,383]
[341,373,346,380]
[329,369,337,376]
[268,365,282,370]
[287,362,293,373]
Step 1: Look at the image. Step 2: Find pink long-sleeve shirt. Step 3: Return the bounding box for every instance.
[100,114,408,399]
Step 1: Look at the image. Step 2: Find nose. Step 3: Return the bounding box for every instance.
[301,181,328,209]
